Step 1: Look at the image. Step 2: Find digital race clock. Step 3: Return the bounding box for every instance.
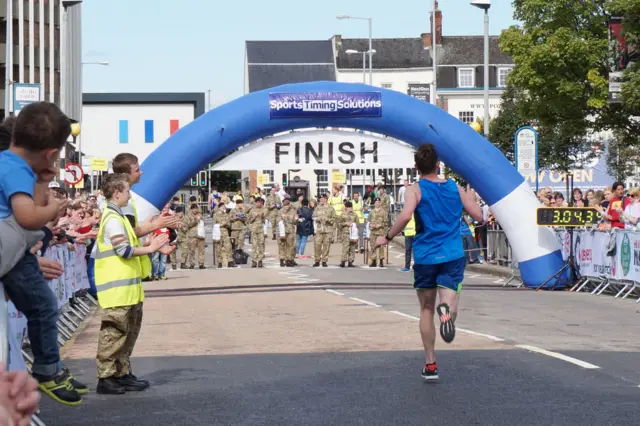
[536,207,601,227]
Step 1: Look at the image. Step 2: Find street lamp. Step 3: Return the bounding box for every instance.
[471,0,491,137]
[82,60,110,66]
[345,49,376,83]
[337,14,373,85]
[70,119,81,164]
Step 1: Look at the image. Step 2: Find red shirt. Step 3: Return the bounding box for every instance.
[607,196,630,229]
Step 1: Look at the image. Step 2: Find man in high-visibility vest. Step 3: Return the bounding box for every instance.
[401,214,416,272]
[94,173,169,395]
[328,185,344,242]
[351,191,365,252]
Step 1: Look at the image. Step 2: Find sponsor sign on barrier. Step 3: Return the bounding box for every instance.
[4,244,90,371]
[557,229,640,282]
[269,92,382,119]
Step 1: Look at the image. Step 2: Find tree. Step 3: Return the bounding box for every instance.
[609,0,640,110]
[499,0,612,172]
[488,87,528,164]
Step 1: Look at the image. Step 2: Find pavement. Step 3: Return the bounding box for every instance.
[40,235,640,425]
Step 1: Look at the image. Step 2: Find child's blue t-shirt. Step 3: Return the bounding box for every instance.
[0,151,36,220]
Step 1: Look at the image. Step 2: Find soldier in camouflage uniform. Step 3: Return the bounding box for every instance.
[230,199,247,252]
[180,203,200,269]
[339,201,359,268]
[368,197,389,267]
[277,195,298,267]
[171,206,185,269]
[312,193,336,267]
[266,188,281,240]
[213,201,234,268]
[378,184,390,218]
[247,197,267,268]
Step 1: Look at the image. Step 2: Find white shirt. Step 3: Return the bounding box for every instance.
[623,203,640,230]
[398,186,406,203]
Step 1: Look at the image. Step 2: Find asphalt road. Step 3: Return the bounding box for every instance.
[39,238,640,425]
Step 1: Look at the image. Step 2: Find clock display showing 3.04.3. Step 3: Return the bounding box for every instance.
[536,207,601,227]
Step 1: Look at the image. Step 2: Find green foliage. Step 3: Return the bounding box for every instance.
[492,0,639,173]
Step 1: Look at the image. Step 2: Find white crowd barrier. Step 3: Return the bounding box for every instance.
[495,227,640,301]
[558,229,640,301]
[0,244,98,426]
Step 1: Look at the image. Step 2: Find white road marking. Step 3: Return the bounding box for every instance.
[457,328,505,342]
[390,310,419,321]
[325,289,344,296]
[515,345,600,369]
[348,297,381,308]
[492,278,505,284]
[466,274,481,279]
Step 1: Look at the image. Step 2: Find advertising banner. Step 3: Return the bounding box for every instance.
[269,92,382,119]
[407,84,431,102]
[211,130,415,170]
[616,231,640,282]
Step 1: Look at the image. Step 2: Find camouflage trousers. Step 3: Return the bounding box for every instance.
[214,232,232,265]
[169,249,177,267]
[231,230,244,251]
[181,237,205,266]
[369,232,385,261]
[341,235,357,263]
[278,232,295,261]
[96,302,143,379]
[251,230,265,261]
[314,233,332,263]
[268,212,279,236]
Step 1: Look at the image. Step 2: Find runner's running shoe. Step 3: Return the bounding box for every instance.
[421,362,439,380]
[436,303,455,343]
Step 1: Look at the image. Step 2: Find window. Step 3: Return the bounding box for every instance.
[262,170,274,183]
[458,111,474,124]
[118,120,128,144]
[458,68,475,88]
[498,67,513,87]
[314,169,329,199]
[144,120,154,143]
[381,83,393,89]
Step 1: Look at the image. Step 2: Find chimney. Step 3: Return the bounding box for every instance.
[421,32,432,49]
[430,1,443,45]
[334,35,342,53]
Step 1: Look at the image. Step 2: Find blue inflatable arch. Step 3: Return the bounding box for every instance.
[133,81,563,288]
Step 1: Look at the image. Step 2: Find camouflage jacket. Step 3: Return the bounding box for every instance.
[247,205,267,233]
[312,204,336,234]
[368,207,388,233]
[339,211,359,234]
[230,207,247,231]
[181,213,200,238]
[277,205,298,234]
[213,206,231,230]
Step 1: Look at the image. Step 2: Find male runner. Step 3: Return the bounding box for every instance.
[375,143,482,380]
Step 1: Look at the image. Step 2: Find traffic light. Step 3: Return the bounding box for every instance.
[199,171,208,187]
[282,173,287,187]
[191,175,198,186]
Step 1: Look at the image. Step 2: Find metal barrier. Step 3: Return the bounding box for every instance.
[2,245,98,425]
[489,227,640,302]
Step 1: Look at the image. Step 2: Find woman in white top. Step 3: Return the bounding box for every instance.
[616,187,640,230]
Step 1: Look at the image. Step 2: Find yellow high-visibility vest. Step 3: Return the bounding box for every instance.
[329,195,344,216]
[94,208,144,309]
[404,215,416,237]
[352,199,364,223]
[129,197,152,278]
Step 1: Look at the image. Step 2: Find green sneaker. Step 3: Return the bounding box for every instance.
[35,371,82,406]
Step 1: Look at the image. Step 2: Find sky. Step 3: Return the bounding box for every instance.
[81,0,517,108]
